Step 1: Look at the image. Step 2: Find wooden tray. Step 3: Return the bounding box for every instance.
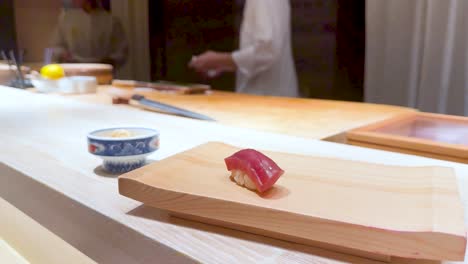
[60,63,113,84]
[119,142,466,262]
[346,112,468,163]
[111,79,210,94]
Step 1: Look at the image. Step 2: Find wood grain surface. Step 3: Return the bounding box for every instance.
[347,140,468,164]
[0,239,28,264]
[1,87,467,264]
[119,142,466,261]
[347,113,468,163]
[68,86,416,140]
[60,63,113,84]
[0,197,96,264]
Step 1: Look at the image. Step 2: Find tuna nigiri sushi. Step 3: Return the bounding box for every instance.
[224,149,285,193]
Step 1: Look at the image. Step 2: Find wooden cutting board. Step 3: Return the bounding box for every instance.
[118,142,466,262]
[60,63,113,84]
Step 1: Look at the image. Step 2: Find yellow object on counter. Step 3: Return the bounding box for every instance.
[40,64,65,80]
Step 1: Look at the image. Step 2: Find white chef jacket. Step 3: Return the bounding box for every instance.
[51,8,128,68]
[232,0,298,97]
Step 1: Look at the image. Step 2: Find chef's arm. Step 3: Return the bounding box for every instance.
[231,40,276,79]
[188,51,237,74]
[231,1,286,79]
[207,52,237,72]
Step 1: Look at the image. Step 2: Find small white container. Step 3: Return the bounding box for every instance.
[31,78,60,93]
[59,76,97,94]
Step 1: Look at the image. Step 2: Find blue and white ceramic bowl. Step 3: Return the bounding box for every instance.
[87,127,160,174]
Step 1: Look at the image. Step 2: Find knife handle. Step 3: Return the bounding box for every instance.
[111,96,130,105]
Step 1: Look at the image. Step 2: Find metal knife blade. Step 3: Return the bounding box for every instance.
[131,94,216,121]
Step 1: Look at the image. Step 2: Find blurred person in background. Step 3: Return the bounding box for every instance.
[189,0,298,97]
[50,0,128,69]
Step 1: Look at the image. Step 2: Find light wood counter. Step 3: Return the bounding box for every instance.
[0,197,96,264]
[68,86,416,140]
[1,87,466,263]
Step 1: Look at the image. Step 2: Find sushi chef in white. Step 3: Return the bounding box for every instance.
[50,0,128,69]
[189,0,299,97]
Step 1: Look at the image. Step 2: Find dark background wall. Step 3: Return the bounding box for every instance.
[334,0,365,101]
[292,0,337,98]
[149,0,238,91]
[0,0,17,50]
[292,0,365,101]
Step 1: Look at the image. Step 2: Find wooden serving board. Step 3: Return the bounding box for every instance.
[119,142,466,262]
[347,112,468,163]
[60,63,113,84]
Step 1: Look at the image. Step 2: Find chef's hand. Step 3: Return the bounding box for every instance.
[188,51,237,78]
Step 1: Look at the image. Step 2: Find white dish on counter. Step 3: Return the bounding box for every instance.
[59,76,97,94]
[30,78,60,93]
[30,75,97,94]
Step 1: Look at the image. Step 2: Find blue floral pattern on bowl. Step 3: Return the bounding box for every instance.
[88,137,160,156]
[87,127,160,174]
[103,159,146,174]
